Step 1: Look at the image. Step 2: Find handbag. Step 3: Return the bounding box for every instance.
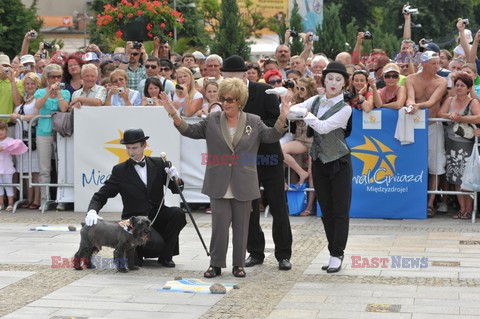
[286,182,308,216]
[51,110,74,137]
[461,142,480,192]
[453,99,476,141]
[19,103,36,151]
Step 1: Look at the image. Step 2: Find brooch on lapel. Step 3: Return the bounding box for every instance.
[245,125,252,135]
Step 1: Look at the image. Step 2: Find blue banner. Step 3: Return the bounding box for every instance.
[346,109,428,219]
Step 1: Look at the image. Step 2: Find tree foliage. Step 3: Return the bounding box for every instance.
[315,3,346,58]
[211,0,250,59]
[288,0,304,56]
[0,0,42,58]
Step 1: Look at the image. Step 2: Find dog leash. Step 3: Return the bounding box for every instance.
[149,172,171,228]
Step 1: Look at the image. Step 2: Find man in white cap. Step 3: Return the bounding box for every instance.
[83,52,101,69]
[0,54,23,117]
[406,51,447,218]
[19,54,37,79]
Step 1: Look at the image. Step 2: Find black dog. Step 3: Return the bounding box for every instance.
[73,216,151,272]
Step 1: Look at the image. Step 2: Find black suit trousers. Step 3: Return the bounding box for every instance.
[247,162,292,261]
[139,206,186,260]
[311,155,352,257]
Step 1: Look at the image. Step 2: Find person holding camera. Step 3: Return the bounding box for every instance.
[140,77,164,106]
[11,72,41,209]
[0,55,24,118]
[105,69,141,106]
[172,67,203,117]
[34,64,70,208]
[119,41,147,91]
[437,73,480,220]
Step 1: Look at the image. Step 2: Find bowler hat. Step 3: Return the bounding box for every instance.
[120,128,149,144]
[322,62,349,79]
[220,55,248,72]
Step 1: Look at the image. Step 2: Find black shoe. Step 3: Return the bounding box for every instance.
[278,258,292,270]
[204,266,221,278]
[326,256,343,273]
[158,259,175,268]
[245,256,263,267]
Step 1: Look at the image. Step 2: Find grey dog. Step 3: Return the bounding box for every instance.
[73,216,151,272]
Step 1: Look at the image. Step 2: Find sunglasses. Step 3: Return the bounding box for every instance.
[112,78,125,83]
[384,73,399,79]
[353,70,369,76]
[145,64,157,69]
[299,86,307,92]
[131,52,140,57]
[248,63,260,69]
[160,67,171,71]
[48,75,62,79]
[268,79,283,85]
[219,96,238,103]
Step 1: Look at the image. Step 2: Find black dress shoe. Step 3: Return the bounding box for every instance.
[278,258,292,270]
[245,256,263,267]
[326,256,343,273]
[158,259,176,268]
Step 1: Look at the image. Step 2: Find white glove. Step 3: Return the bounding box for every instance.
[303,112,318,125]
[85,209,103,226]
[265,87,288,97]
[165,166,179,180]
[287,105,308,120]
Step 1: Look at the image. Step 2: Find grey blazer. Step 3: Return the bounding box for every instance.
[177,111,286,201]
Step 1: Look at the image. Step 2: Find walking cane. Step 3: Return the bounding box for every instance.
[161,153,210,256]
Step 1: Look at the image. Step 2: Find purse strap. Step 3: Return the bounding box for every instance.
[463,99,474,116]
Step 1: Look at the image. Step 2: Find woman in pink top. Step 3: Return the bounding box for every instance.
[371,63,406,109]
[348,70,374,112]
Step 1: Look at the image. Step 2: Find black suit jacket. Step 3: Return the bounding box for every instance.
[88,157,180,219]
[243,81,284,162]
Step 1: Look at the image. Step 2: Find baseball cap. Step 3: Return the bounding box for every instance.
[192,51,206,61]
[20,55,35,65]
[382,64,400,74]
[424,43,440,53]
[83,52,100,63]
[0,54,12,67]
[420,51,440,63]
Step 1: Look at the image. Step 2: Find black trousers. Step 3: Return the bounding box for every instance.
[138,206,186,260]
[312,155,352,257]
[247,162,292,261]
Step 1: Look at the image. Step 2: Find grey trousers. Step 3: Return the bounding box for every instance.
[36,135,54,202]
[210,198,252,268]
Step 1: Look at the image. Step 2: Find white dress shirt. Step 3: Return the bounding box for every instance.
[133,156,147,186]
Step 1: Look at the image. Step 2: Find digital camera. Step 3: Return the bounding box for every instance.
[289,28,299,38]
[118,87,124,93]
[57,83,65,90]
[146,98,154,105]
[30,31,38,38]
[133,41,142,50]
[175,84,184,90]
[364,31,372,40]
[3,67,9,74]
[308,33,319,42]
[462,19,469,25]
[283,79,295,89]
[403,5,418,14]
[43,42,53,50]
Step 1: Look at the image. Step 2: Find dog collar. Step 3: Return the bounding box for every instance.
[118,220,133,234]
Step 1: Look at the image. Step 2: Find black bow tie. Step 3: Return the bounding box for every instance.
[132,159,145,167]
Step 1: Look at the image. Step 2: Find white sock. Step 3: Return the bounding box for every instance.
[328,256,342,269]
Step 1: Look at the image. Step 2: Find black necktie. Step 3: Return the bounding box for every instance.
[133,159,145,167]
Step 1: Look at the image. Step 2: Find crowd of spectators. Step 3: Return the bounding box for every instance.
[0,5,479,217]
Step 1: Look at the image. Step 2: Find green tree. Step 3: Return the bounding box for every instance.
[211,0,250,59]
[288,0,304,56]
[241,0,268,38]
[315,3,346,58]
[267,12,288,46]
[176,0,209,53]
[0,0,42,58]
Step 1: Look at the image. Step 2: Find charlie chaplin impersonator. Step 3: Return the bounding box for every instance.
[86,128,187,267]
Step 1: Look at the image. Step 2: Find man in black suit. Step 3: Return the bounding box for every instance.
[220,55,293,270]
[85,128,186,267]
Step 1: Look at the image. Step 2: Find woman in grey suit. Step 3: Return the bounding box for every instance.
[160,78,290,278]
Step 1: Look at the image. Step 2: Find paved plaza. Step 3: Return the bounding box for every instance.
[1,209,480,318]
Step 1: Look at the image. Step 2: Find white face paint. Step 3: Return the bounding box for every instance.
[324,72,345,97]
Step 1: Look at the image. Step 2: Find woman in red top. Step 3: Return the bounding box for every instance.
[371,63,406,109]
[348,70,374,112]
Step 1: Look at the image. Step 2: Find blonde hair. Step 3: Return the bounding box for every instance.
[44,63,63,79]
[176,66,196,103]
[81,63,99,77]
[109,68,128,83]
[462,63,478,74]
[22,72,41,88]
[294,77,317,103]
[218,78,248,110]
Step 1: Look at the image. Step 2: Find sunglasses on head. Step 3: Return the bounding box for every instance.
[268,79,282,85]
[384,73,399,79]
[353,70,368,76]
[160,67,171,71]
[219,96,238,103]
[248,63,260,69]
[145,64,157,69]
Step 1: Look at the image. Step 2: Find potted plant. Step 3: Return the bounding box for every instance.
[96,0,184,42]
